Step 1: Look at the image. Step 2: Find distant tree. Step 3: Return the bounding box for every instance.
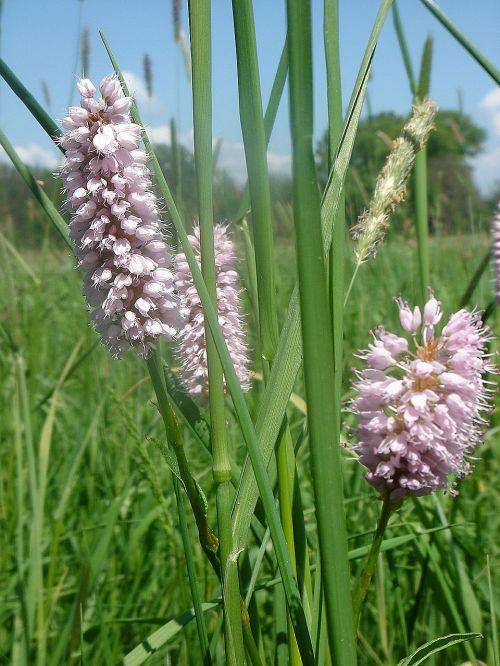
[153,142,243,230]
[0,165,64,246]
[316,109,487,234]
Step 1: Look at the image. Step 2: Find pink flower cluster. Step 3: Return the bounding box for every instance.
[493,205,500,303]
[60,77,179,357]
[175,224,251,395]
[352,292,495,502]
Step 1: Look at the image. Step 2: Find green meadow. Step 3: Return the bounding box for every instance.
[1,231,498,664]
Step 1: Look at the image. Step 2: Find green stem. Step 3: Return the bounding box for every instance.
[147,355,218,555]
[188,1,245,661]
[481,299,496,324]
[392,1,417,96]
[231,0,279,361]
[276,428,301,666]
[170,117,183,236]
[240,218,263,378]
[241,602,265,666]
[352,500,393,631]
[459,247,491,308]
[174,477,212,665]
[231,9,307,660]
[414,147,429,304]
[286,0,357,663]
[344,262,361,308]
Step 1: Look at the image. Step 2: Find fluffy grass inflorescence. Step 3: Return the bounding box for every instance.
[60,76,180,357]
[353,100,438,265]
[352,290,496,504]
[175,222,251,396]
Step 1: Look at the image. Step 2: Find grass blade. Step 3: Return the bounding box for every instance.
[0,128,70,249]
[234,38,288,224]
[397,632,482,666]
[231,0,279,360]
[188,1,245,660]
[392,1,417,96]
[286,0,357,662]
[0,57,62,146]
[419,0,500,85]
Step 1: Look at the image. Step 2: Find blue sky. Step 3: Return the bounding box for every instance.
[1,0,499,192]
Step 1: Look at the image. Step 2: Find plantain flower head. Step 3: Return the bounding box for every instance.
[60,76,180,357]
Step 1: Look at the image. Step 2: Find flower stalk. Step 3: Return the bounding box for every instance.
[188,0,245,662]
[352,499,393,631]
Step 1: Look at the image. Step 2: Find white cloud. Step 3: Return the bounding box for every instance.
[471,145,500,193]
[0,143,60,170]
[215,138,291,182]
[267,150,291,173]
[122,71,163,114]
[479,87,500,138]
[146,124,172,144]
[472,87,500,193]
[480,87,500,112]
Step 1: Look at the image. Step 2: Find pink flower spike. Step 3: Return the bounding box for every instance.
[60,76,181,358]
[351,291,497,503]
[492,205,500,303]
[175,223,251,397]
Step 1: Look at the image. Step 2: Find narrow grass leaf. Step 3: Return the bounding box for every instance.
[121,602,220,666]
[0,128,70,249]
[0,57,62,145]
[397,632,482,666]
[234,38,288,223]
[419,0,500,85]
[392,2,417,95]
[231,0,279,359]
[416,36,433,101]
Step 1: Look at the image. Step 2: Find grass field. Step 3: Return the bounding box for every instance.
[1,226,498,665]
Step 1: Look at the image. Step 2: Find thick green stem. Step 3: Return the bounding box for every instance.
[231,8,306,659]
[188,2,245,662]
[286,0,357,662]
[352,500,393,631]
